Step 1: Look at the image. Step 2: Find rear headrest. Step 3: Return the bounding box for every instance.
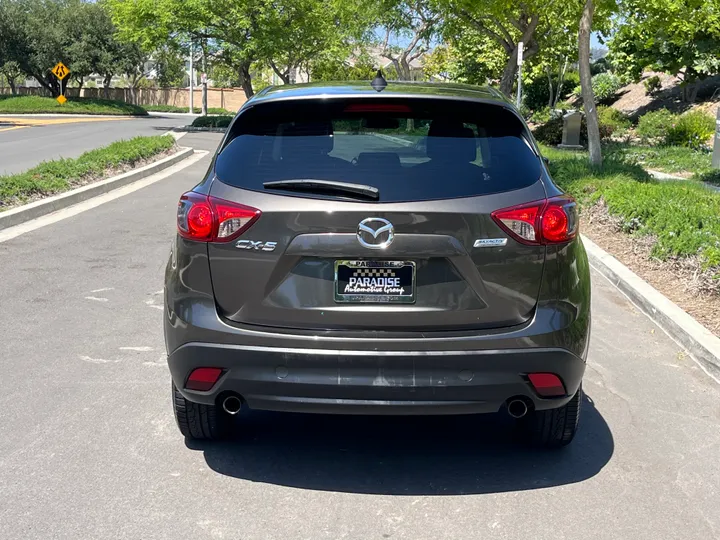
[426,120,476,162]
[281,121,334,160]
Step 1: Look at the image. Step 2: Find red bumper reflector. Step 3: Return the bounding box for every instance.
[528,373,566,397]
[186,367,223,391]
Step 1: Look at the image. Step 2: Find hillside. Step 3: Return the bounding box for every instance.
[609,72,720,120]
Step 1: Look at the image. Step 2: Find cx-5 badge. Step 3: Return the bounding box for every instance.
[357,217,394,249]
[236,240,277,251]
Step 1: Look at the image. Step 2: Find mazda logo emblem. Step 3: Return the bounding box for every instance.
[357,217,394,249]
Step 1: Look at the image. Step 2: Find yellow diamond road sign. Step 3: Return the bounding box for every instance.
[51,62,70,80]
[56,95,67,105]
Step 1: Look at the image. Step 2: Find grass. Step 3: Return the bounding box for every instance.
[541,144,720,270]
[190,115,233,128]
[144,104,233,115]
[0,95,147,115]
[0,135,175,209]
[605,143,713,177]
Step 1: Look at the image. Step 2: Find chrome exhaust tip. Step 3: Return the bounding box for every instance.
[222,395,242,415]
[507,399,529,419]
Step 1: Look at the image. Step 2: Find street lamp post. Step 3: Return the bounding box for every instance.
[189,40,194,114]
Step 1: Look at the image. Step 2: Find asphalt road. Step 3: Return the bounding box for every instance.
[1,133,719,540]
[0,113,194,175]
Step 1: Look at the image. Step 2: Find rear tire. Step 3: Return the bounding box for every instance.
[172,383,225,440]
[522,385,582,448]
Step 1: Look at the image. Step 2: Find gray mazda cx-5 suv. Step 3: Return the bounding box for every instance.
[164,79,591,448]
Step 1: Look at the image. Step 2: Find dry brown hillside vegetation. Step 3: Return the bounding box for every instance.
[610,72,720,120]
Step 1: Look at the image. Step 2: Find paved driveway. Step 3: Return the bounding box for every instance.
[0,133,718,539]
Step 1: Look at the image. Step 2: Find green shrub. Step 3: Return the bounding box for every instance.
[534,116,567,145]
[590,57,611,75]
[597,106,631,136]
[591,72,623,102]
[519,103,532,120]
[643,75,662,96]
[695,169,720,186]
[530,106,552,124]
[523,72,579,111]
[636,109,676,143]
[665,111,715,149]
[191,115,233,128]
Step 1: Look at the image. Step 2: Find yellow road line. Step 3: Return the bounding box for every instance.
[0,116,131,127]
[0,125,29,133]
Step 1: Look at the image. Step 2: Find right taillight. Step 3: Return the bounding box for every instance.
[491,196,578,245]
[177,192,260,242]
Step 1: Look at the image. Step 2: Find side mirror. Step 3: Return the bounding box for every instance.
[542,156,550,166]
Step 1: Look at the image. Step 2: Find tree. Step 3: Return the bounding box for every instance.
[375,0,440,81]
[64,1,120,92]
[442,0,543,96]
[0,61,23,94]
[109,0,358,98]
[259,0,347,84]
[108,0,255,96]
[0,0,65,96]
[118,42,153,103]
[609,0,720,102]
[438,20,507,85]
[579,0,601,166]
[155,44,186,87]
[421,45,453,81]
[309,48,377,81]
[527,25,578,109]
[0,0,139,97]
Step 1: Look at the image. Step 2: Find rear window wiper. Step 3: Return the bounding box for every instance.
[263,179,380,200]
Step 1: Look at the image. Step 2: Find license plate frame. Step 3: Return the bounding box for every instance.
[334,260,416,304]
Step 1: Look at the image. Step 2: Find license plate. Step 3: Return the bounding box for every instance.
[334,260,416,303]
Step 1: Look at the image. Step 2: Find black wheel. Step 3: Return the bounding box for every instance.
[172,383,225,440]
[521,385,582,448]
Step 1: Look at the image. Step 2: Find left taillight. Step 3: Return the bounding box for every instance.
[177,192,261,242]
[491,196,578,245]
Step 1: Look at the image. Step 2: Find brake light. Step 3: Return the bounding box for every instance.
[491,196,578,245]
[177,192,260,242]
[343,103,412,113]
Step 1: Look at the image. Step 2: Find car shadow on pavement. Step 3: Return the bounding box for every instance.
[187,394,613,495]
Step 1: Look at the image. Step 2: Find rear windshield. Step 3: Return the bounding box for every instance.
[215,99,541,202]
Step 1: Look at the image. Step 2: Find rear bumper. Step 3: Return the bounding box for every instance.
[169,343,586,414]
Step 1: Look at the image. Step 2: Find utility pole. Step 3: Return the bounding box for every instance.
[188,40,194,114]
[201,38,207,116]
[516,41,524,109]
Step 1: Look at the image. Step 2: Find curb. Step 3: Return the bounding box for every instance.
[647,169,687,181]
[583,234,720,381]
[0,147,194,231]
[173,126,227,133]
[647,169,720,192]
[0,113,147,118]
[372,133,415,146]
